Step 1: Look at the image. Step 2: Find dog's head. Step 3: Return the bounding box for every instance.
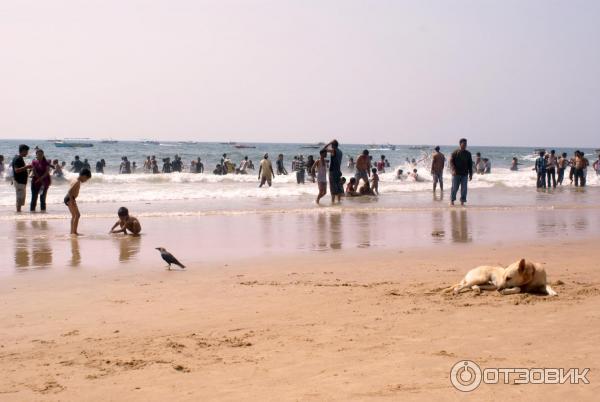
[497,259,536,290]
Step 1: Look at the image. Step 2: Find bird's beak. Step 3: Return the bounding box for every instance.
[155,247,160,250]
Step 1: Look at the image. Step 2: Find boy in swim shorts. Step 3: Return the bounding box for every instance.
[65,168,91,235]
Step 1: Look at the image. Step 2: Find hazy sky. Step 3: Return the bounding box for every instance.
[2,0,599,147]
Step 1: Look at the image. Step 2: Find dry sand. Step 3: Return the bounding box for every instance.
[1,238,599,401]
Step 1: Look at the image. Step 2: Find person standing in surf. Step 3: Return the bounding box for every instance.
[322,139,343,204]
[258,153,275,187]
[449,138,473,206]
[30,149,52,212]
[431,146,446,193]
[12,144,32,212]
[312,149,328,204]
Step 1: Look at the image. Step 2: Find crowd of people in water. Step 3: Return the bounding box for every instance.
[1,140,600,221]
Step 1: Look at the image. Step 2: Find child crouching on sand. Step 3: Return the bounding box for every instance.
[109,207,142,235]
[65,168,91,235]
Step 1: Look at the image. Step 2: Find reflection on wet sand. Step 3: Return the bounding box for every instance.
[431,210,445,244]
[31,221,52,267]
[311,213,344,251]
[450,209,471,243]
[260,213,273,249]
[3,205,600,275]
[117,235,142,263]
[352,212,372,248]
[70,236,81,267]
[329,213,342,250]
[535,210,589,236]
[14,221,29,268]
[13,221,53,270]
[315,214,327,250]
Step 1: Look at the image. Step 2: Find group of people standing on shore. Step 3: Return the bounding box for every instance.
[3,145,91,235]
[422,139,474,206]
[255,140,346,204]
[534,149,593,188]
[4,145,68,212]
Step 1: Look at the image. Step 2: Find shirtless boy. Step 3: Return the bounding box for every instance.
[110,207,142,235]
[64,168,91,235]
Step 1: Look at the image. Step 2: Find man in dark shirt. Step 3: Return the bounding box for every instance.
[449,138,473,206]
[12,144,31,212]
[71,156,83,173]
[534,151,547,188]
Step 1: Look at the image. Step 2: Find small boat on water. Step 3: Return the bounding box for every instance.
[141,140,160,145]
[369,143,397,151]
[234,144,256,149]
[301,142,325,149]
[54,139,94,148]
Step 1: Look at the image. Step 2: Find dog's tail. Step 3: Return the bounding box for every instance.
[545,285,558,297]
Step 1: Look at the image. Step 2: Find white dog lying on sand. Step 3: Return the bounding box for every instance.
[444,258,558,296]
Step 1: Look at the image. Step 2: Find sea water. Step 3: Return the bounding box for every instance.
[0,139,598,215]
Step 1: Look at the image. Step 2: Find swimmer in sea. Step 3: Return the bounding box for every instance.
[345,177,359,196]
[396,169,405,181]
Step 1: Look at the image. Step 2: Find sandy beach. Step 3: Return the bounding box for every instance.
[3,0,600,399]
[1,229,599,401]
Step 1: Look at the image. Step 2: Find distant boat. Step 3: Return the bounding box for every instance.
[369,143,397,151]
[301,142,325,149]
[141,140,159,145]
[234,144,256,149]
[54,139,94,148]
[100,139,118,144]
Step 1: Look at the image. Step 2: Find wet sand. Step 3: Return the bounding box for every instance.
[1,232,599,400]
[4,205,600,275]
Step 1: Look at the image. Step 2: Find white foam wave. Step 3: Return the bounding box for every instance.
[0,167,598,207]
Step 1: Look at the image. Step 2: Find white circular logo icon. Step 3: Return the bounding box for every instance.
[450,360,482,392]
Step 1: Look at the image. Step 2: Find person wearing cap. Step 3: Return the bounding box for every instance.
[431,146,446,193]
[258,153,275,187]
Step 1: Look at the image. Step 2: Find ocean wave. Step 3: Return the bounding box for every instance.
[1,168,597,207]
